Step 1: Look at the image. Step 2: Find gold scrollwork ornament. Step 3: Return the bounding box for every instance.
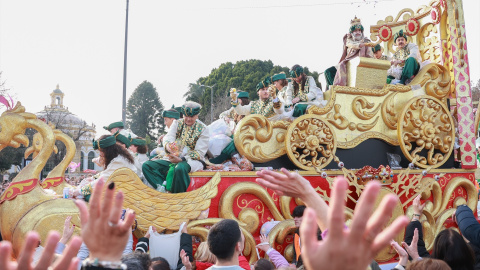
[285,115,337,171]
[397,96,454,168]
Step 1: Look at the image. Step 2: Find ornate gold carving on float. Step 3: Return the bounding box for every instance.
[232,61,454,170]
[285,115,337,171]
[109,169,221,237]
[219,182,285,233]
[397,96,455,168]
[24,125,76,194]
[325,104,350,130]
[409,63,451,100]
[0,103,81,256]
[352,97,381,120]
[234,114,290,163]
[418,23,442,63]
[382,92,400,130]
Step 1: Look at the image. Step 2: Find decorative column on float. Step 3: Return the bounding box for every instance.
[446,0,476,168]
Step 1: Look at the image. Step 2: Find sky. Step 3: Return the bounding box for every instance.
[0,0,479,137]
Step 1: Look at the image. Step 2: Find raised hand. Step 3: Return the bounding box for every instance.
[0,231,82,270]
[59,216,75,245]
[402,228,420,261]
[391,240,408,266]
[180,249,192,270]
[412,195,426,216]
[75,178,135,262]
[256,234,271,252]
[256,168,329,231]
[299,178,409,270]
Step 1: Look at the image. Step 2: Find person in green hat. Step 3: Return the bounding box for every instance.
[271,72,290,110]
[103,121,124,134]
[129,137,149,176]
[73,134,137,201]
[285,65,326,117]
[163,106,181,130]
[142,101,209,193]
[230,77,284,120]
[114,130,132,148]
[173,104,184,118]
[156,107,181,150]
[327,17,374,87]
[219,91,250,130]
[387,29,422,85]
[208,91,251,165]
[372,44,389,60]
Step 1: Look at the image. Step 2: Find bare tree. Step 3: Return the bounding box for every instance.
[202,93,231,125]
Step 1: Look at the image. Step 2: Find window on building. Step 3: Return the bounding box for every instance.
[81,152,85,170]
[88,152,95,170]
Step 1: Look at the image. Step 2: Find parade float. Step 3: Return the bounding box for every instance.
[0,0,477,264]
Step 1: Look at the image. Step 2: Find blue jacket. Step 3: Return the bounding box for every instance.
[456,205,480,247]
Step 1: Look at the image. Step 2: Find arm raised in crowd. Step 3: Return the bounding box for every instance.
[75,178,135,264]
[454,204,480,246]
[0,231,82,270]
[256,168,329,231]
[299,177,409,270]
[403,195,429,258]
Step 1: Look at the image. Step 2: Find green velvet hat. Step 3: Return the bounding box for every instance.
[237,91,249,99]
[349,24,364,33]
[182,105,201,117]
[131,137,146,146]
[272,72,287,82]
[114,131,131,147]
[394,29,407,43]
[172,105,183,115]
[92,135,116,150]
[103,121,124,131]
[289,66,304,78]
[256,77,271,91]
[372,44,382,53]
[163,109,180,119]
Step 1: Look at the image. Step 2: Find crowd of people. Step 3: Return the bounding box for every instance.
[4,168,480,269]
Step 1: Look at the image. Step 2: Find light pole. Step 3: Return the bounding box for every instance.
[199,84,216,123]
[122,0,129,124]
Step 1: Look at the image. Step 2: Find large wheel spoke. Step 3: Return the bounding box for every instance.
[398,96,455,169]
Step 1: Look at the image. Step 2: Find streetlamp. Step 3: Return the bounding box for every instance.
[122,0,130,125]
[199,84,216,123]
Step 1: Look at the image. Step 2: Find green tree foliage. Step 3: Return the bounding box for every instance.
[0,146,24,172]
[187,59,321,122]
[184,83,206,104]
[126,81,164,140]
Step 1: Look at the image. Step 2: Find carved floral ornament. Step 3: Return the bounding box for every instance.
[378,25,393,41]
[405,18,421,36]
[431,5,441,25]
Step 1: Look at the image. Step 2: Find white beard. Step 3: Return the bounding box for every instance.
[353,33,363,41]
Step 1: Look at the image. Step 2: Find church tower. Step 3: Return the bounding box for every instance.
[50,84,65,109]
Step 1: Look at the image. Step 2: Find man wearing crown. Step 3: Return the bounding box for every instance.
[330,17,375,86]
[387,29,422,85]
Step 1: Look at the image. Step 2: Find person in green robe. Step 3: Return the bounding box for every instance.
[142,101,209,193]
[387,30,422,85]
[285,65,326,117]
